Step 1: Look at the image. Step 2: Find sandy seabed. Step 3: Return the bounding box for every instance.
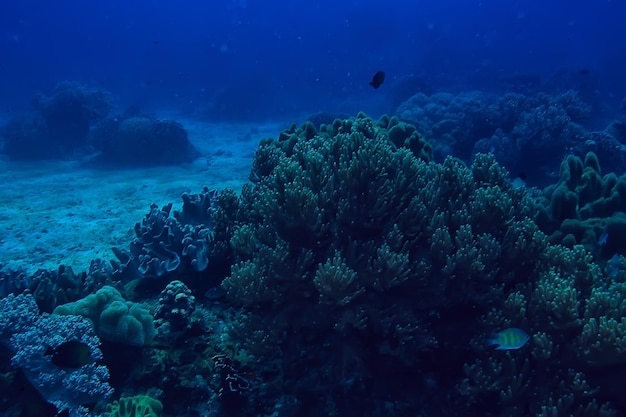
[0,119,284,274]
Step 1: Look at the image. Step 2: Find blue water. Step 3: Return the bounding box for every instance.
[3,1,626,417]
[1,0,624,119]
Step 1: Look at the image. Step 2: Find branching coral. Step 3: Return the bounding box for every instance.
[313,252,364,306]
[0,293,113,415]
[218,114,553,415]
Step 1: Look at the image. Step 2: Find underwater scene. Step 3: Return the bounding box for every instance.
[2,0,626,416]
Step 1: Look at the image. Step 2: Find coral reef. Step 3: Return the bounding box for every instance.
[219,114,561,415]
[208,115,626,416]
[0,81,200,166]
[396,90,591,182]
[6,113,626,416]
[0,261,115,313]
[305,111,351,130]
[580,129,626,175]
[460,244,626,416]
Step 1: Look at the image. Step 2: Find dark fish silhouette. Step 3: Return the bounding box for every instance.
[45,340,93,369]
[369,71,386,89]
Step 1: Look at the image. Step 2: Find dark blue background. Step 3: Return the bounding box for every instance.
[1,0,624,120]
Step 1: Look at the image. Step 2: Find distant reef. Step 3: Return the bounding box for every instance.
[396,89,626,183]
[89,114,200,167]
[0,81,199,166]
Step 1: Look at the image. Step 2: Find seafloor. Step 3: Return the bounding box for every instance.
[0,119,280,274]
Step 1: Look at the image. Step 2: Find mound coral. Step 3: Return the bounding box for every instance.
[535,151,626,259]
[396,90,591,182]
[54,286,156,346]
[90,116,200,166]
[1,81,112,160]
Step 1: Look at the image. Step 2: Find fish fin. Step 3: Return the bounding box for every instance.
[486,335,499,346]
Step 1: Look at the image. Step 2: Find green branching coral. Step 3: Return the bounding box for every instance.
[227,115,535,313]
[462,237,626,415]
[218,114,559,414]
[313,251,364,306]
[215,115,626,415]
[223,260,276,306]
[529,267,581,331]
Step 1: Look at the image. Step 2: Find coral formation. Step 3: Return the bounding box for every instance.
[54,286,156,346]
[535,152,626,259]
[211,114,626,415]
[0,293,113,415]
[1,81,112,159]
[90,115,200,166]
[460,243,626,416]
[396,90,592,181]
[0,81,200,166]
[155,280,196,332]
[0,262,114,313]
[581,129,626,174]
[105,394,162,417]
[6,113,626,416]
[111,188,237,295]
[219,114,563,414]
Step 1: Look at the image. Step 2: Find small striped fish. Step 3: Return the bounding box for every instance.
[488,328,530,350]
